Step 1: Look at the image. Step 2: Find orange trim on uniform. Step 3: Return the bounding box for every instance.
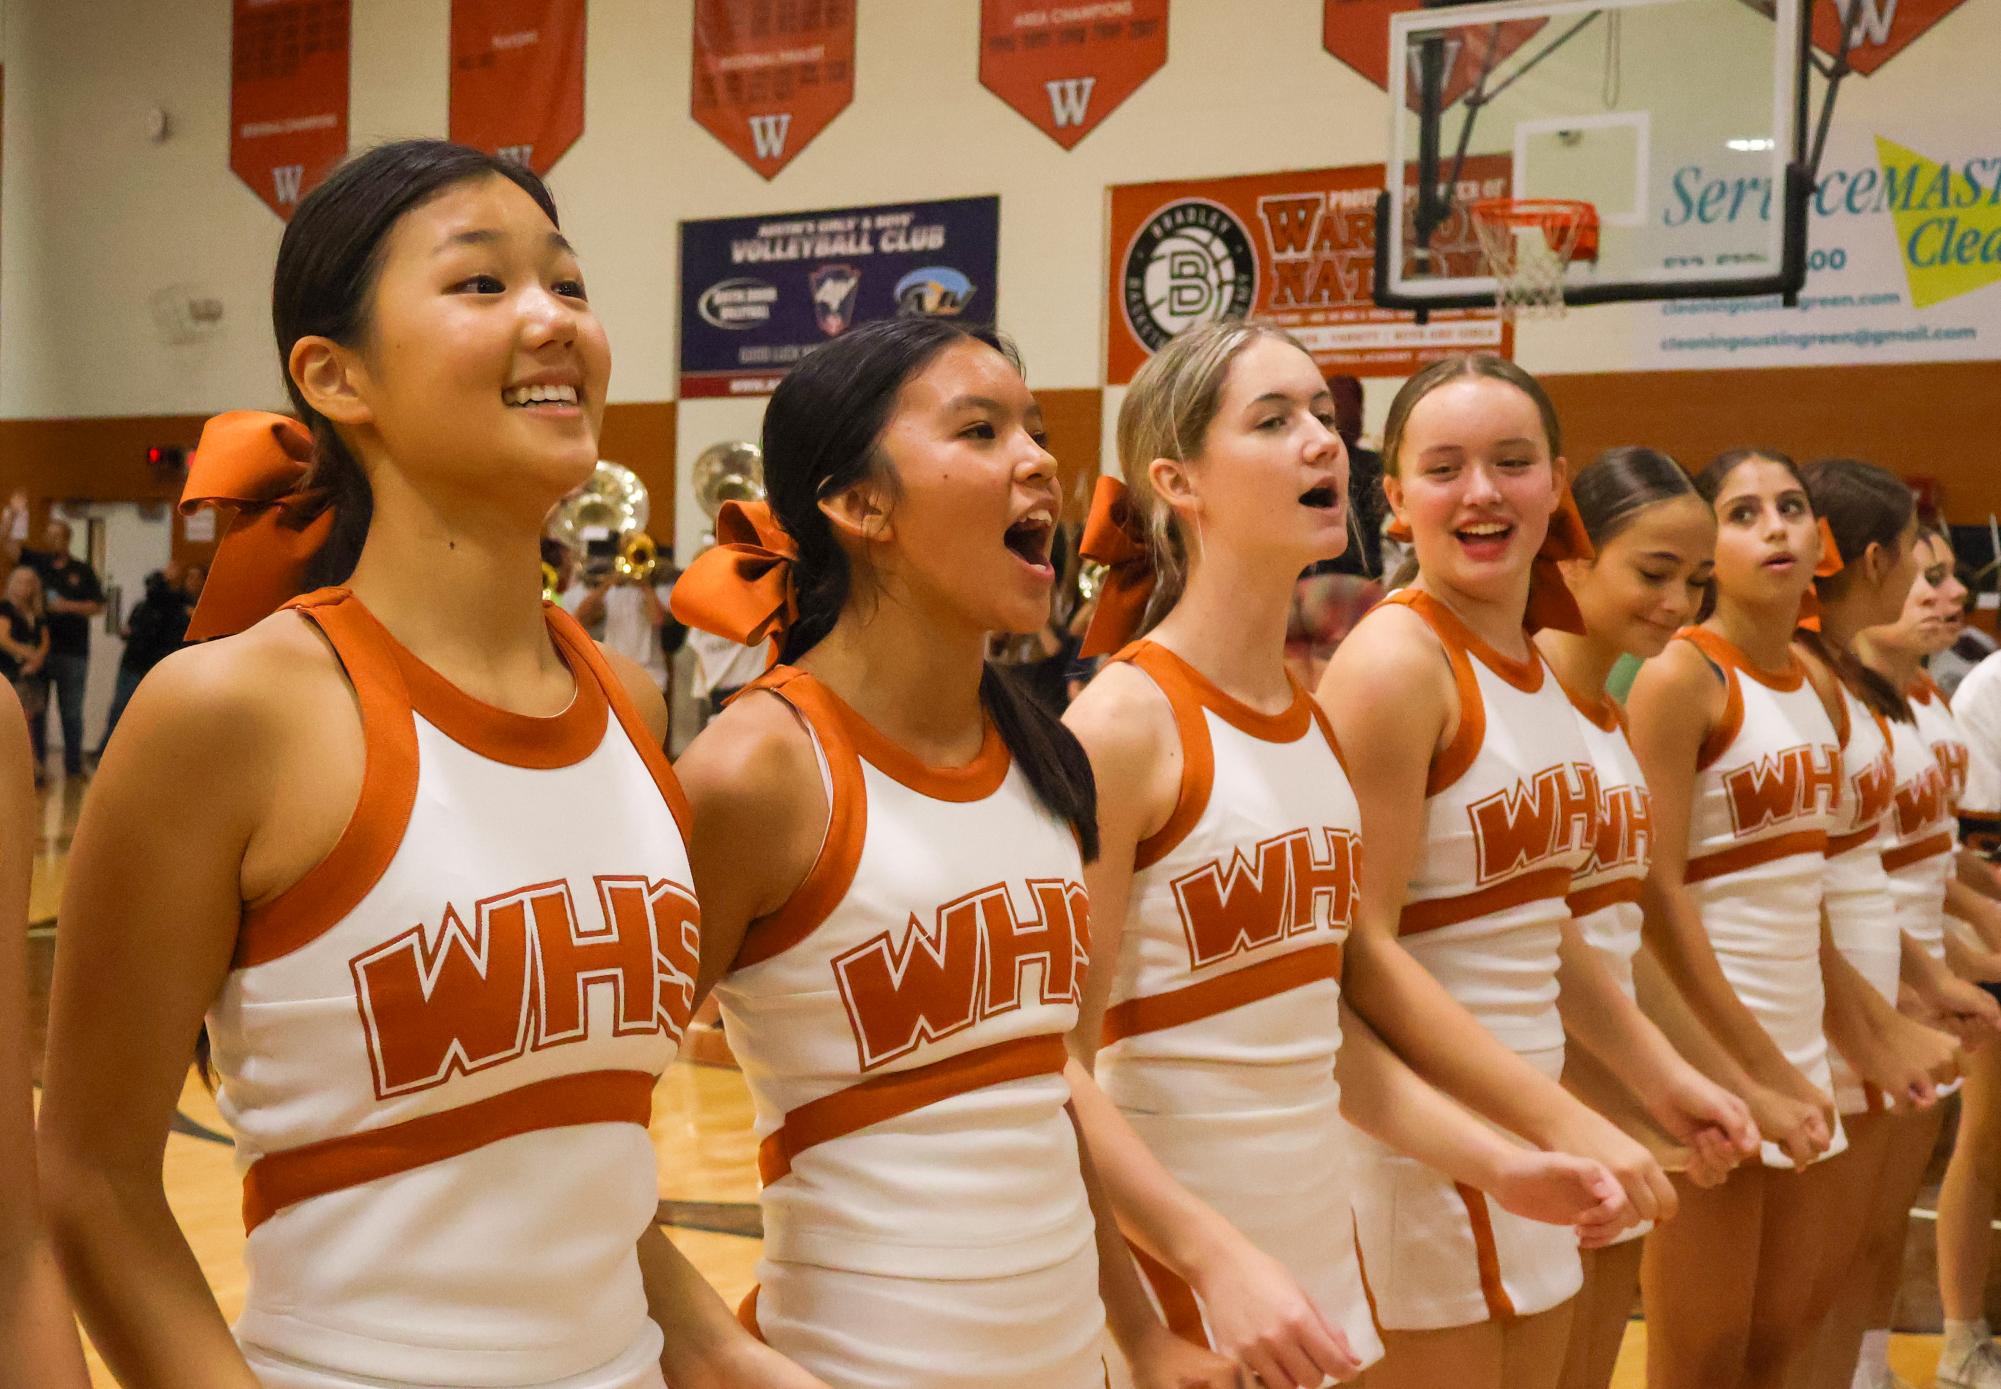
[1882,831,1954,873]
[235,591,421,969]
[1683,829,1830,884]
[1454,1182,1518,1320]
[1308,699,1352,779]
[1399,867,1572,936]
[1123,640,1314,742]
[1397,588,1545,693]
[1910,676,1942,708]
[1682,626,1805,693]
[1353,1214,1384,1336]
[788,671,1012,803]
[1565,876,1645,919]
[549,607,696,841]
[732,669,871,970]
[1378,591,1489,796]
[1100,942,1343,1046]
[1824,826,1881,857]
[757,1034,1068,1186]
[1683,632,1746,773]
[1550,665,1622,733]
[241,1068,654,1233]
[1132,1243,1211,1347]
[1120,643,1217,871]
[737,1285,765,1342]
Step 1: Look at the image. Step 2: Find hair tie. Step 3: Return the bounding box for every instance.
[1077,476,1157,658]
[1798,516,1847,632]
[180,411,334,640]
[1382,488,1595,634]
[668,499,799,654]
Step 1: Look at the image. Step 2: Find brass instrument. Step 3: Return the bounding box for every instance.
[547,461,651,584]
[691,441,766,540]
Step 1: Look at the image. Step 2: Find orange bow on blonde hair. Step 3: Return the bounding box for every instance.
[180,411,335,641]
[1797,516,1847,632]
[1077,476,1156,658]
[668,500,800,653]
[1385,487,1597,634]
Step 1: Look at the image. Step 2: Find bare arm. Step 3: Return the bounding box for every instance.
[0,684,89,1385]
[1819,913,1952,1108]
[638,1225,828,1389]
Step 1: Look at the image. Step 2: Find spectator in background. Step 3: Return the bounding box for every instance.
[18,520,103,780]
[1282,373,1389,685]
[182,562,207,606]
[1931,565,1996,698]
[685,624,768,726]
[560,532,684,703]
[98,560,193,750]
[0,568,50,787]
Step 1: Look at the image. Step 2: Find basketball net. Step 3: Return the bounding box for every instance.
[1469,198,1600,320]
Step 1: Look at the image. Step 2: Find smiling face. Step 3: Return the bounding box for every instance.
[317,174,611,522]
[1385,375,1565,601]
[857,338,1061,636]
[1566,494,1717,659]
[1162,336,1350,573]
[1708,456,1819,612]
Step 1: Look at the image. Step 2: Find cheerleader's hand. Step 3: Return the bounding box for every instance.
[1649,1063,1758,1187]
[1488,1146,1628,1232]
[1190,1229,1360,1387]
[1745,1083,1830,1168]
[1124,1320,1253,1389]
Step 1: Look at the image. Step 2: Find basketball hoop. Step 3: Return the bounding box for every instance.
[1468,198,1601,319]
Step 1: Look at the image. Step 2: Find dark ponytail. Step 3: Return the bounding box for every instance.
[1800,457,1917,721]
[1570,447,1697,547]
[273,140,561,588]
[762,317,1099,859]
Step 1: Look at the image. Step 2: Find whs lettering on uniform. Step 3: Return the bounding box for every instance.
[1469,763,1601,884]
[1170,828,1358,970]
[1583,786,1653,878]
[351,876,701,1099]
[833,880,1089,1072]
[1852,751,1898,828]
[1933,741,1969,802]
[1895,762,1951,836]
[1724,744,1842,836]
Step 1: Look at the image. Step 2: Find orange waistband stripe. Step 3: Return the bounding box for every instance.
[1101,942,1343,1047]
[1564,877,1644,920]
[240,1069,655,1234]
[757,1033,1069,1186]
[1684,830,1830,885]
[1824,827,1881,858]
[1882,831,1954,874]
[1400,867,1572,937]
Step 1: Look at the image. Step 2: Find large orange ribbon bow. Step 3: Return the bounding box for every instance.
[1077,476,1156,659]
[1385,488,1597,634]
[1797,516,1846,632]
[669,499,800,652]
[180,411,333,641]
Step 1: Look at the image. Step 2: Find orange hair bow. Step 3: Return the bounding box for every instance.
[668,499,799,652]
[1077,476,1155,659]
[1384,488,1596,634]
[180,411,334,641]
[1798,516,1846,632]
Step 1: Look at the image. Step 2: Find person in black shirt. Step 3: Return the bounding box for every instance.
[98,561,193,749]
[1319,373,1386,579]
[0,567,51,786]
[19,520,105,778]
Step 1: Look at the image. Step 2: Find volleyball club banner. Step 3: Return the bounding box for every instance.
[679,195,999,397]
[231,0,351,220]
[449,0,586,175]
[691,0,855,180]
[978,0,1169,149]
[1106,162,1510,383]
[1321,0,1546,109]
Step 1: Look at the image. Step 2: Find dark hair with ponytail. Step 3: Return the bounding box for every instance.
[274,139,561,588]
[1570,446,1698,548]
[762,316,1100,859]
[1800,457,1916,721]
[1693,446,1802,504]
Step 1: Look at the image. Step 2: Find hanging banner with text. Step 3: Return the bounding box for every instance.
[1106,163,1509,384]
[449,0,586,176]
[1322,0,1544,108]
[679,195,1000,397]
[691,0,854,180]
[231,0,350,220]
[979,0,1169,149]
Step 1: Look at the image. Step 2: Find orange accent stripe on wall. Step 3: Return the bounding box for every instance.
[1400,867,1571,936]
[1101,942,1343,1046]
[1683,830,1829,884]
[240,1069,654,1233]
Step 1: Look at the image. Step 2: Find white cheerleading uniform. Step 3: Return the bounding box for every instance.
[1884,688,1957,968]
[1817,679,1902,1116]
[1678,628,1845,1166]
[1346,590,1595,1330]
[1094,641,1383,1373]
[1950,654,2001,849]
[209,590,699,1389]
[710,667,1108,1389]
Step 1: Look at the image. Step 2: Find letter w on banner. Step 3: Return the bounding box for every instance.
[450,0,586,175]
[1810,0,1971,75]
[1322,0,1545,110]
[231,0,351,221]
[691,0,855,180]
[979,0,1169,150]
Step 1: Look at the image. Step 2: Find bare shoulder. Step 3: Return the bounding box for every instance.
[1629,635,1722,707]
[1064,660,1175,772]
[1317,603,1451,713]
[674,688,821,823]
[596,643,669,745]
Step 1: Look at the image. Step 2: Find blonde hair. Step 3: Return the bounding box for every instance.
[1115,319,1314,627]
[1380,352,1563,477]
[5,565,43,619]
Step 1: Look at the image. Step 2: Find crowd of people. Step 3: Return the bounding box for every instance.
[8,137,2001,1389]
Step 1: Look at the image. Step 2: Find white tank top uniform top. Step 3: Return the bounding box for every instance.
[1093,642,1383,1373]
[1816,678,1901,1116]
[209,589,699,1389]
[1949,655,2001,853]
[1678,628,1846,1165]
[1344,590,1595,1331]
[709,667,1109,1389]
[1884,689,1957,969]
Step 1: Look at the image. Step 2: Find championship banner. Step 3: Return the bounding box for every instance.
[449,0,586,176]
[679,196,999,397]
[1323,0,1545,110]
[691,0,854,180]
[231,0,350,220]
[1107,163,1509,384]
[1810,0,1970,75]
[979,0,1169,150]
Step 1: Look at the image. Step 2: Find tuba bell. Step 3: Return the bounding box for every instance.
[547,461,651,584]
[692,441,766,539]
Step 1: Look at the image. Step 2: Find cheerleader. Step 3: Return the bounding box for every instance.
[1315,354,1713,1389]
[1059,323,1639,1389]
[35,142,807,1389]
[671,316,1244,1388]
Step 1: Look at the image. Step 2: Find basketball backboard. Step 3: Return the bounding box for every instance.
[1376,0,1811,311]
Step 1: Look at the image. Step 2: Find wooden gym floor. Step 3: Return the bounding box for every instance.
[20,778,1951,1387]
